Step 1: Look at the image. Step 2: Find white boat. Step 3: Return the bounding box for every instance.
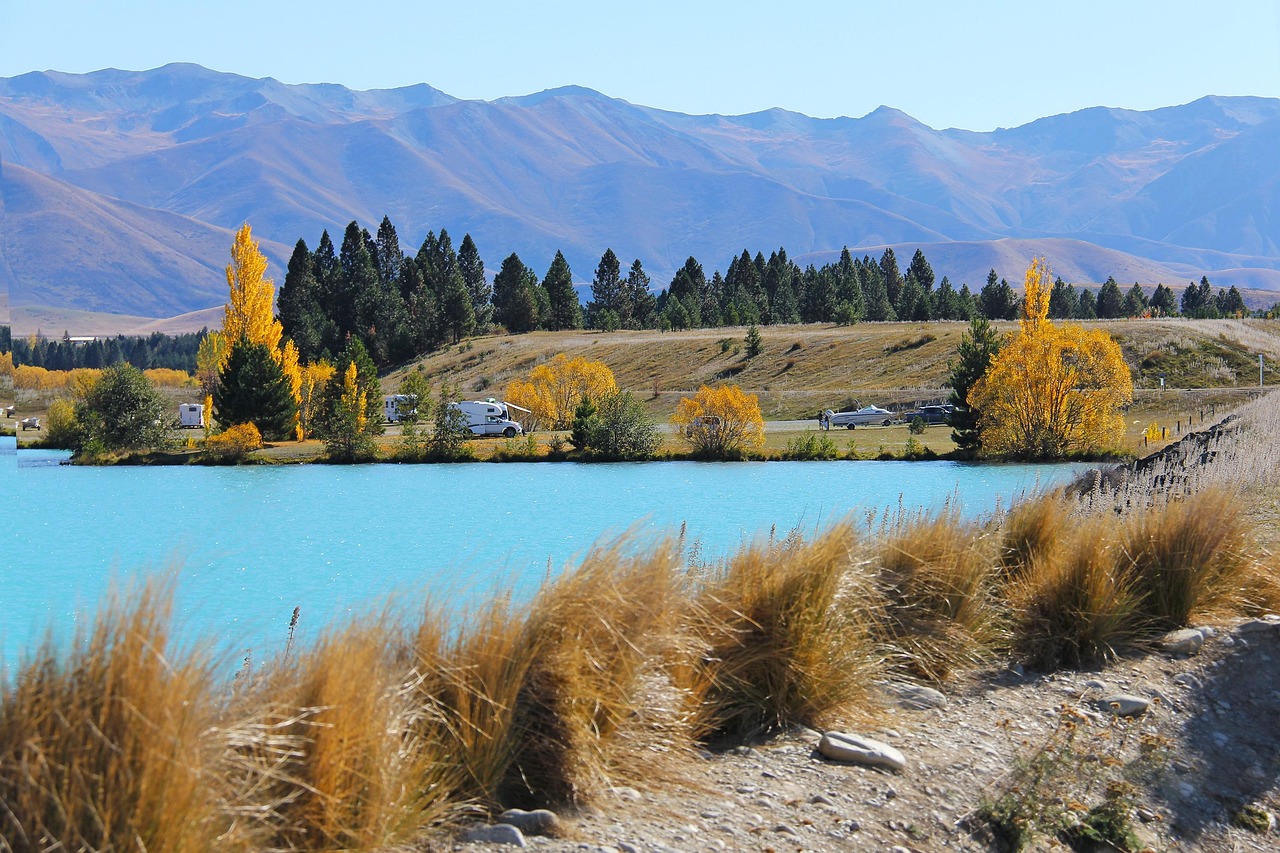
[824,405,895,428]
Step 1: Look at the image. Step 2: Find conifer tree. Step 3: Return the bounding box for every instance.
[879,248,904,313]
[458,233,492,328]
[1122,283,1149,317]
[588,248,623,329]
[627,259,656,328]
[440,270,476,343]
[1151,283,1178,316]
[543,251,582,330]
[947,316,1002,454]
[1096,276,1125,319]
[215,339,298,441]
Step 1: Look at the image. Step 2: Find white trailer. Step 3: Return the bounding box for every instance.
[451,399,527,437]
[384,394,418,423]
[178,403,205,429]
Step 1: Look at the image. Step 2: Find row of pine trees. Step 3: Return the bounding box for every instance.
[252,214,1253,370]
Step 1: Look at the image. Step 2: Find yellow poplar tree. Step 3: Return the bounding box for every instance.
[670,384,765,458]
[970,258,1133,459]
[223,223,282,353]
[195,331,227,395]
[505,353,618,429]
[214,223,308,436]
[299,360,336,439]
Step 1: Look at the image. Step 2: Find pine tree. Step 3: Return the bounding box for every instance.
[458,233,492,329]
[543,251,582,330]
[627,259,656,328]
[1122,283,1149,317]
[879,248,904,313]
[338,221,378,343]
[374,216,402,286]
[215,339,298,441]
[1048,277,1078,320]
[861,260,896,321]
[279,239,326,363]
[1096,277,1125,319]
[440,270,476,343]
[947,316,1002,455]
[588,248,623,329]
[1076,289,1098,319]
[1151,284,1178,316]
[906,249,935,293]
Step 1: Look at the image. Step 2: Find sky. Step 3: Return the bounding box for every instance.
[2,0,1279,130]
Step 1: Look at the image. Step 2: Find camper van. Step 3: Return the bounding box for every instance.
[178,403,205,429]
[450,399,527,437]
[384,394,418,424]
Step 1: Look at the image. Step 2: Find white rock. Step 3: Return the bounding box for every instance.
[462,823,527,846]
[1096,694,1150,717]
[498,808,560,837]
[1162,628,1205,654]
[885,682,948,709]
[818,731,906,771]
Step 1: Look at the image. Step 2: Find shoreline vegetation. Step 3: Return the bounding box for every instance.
[4,386,1280,850]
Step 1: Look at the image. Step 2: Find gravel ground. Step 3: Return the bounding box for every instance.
[433,617,1280,852]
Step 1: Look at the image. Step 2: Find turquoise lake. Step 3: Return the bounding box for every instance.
[1,437,1090,673]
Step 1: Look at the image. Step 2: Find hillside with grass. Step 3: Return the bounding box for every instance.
[387,318,1280,421]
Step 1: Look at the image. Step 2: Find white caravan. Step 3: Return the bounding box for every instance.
[451,399,527,437]
[384,394,419,423]
[178,403,205,429]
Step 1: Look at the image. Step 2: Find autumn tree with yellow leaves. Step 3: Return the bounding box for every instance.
[671,384,765,459]
[969,258,1133,459]
[213,224,306,438]
[505,353,617,430]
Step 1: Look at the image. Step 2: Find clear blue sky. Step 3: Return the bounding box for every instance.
[3,0,1278,130]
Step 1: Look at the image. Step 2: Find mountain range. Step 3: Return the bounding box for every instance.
[3,63,1280,333]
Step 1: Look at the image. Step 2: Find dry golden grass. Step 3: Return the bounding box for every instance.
[876,513,1004,681]
[0,577,223,853]
[679,524,883,741]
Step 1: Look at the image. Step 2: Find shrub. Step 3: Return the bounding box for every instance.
[908,415,927,434]
[204,422,263,462]
[577,391,662,460]
[73,364,172,454]
[744,325,762,358]
[670,384,765,459]
[783,431,838,460]
[43,398,83,448]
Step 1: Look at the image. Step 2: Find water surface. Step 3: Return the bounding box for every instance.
[2,439,1087,671]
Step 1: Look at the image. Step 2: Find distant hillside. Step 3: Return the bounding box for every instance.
[3,64,1280,331]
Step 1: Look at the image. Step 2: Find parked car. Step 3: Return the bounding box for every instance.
[825,405,895,428]
[906,404,954,425]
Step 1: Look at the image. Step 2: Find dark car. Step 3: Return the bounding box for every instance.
[908,405,954,425]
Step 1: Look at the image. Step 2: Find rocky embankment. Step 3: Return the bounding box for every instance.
[438,616,1280,852]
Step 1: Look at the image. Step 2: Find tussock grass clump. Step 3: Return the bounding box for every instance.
[1009,528,1143,671]
[412,540,685,809]
[876,513,1004,680]
[1117,488,1272,628]
[681,524,882,742]
[248,614,455,851]
[0,578,224,853]
[997,495,1069,581]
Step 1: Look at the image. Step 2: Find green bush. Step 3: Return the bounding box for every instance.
[783,432,838,460]
[909,416,927,434]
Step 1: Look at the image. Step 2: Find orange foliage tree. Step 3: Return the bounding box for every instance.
[670,384,765,458]
[505,354,617,430]
[970,258,1133,459]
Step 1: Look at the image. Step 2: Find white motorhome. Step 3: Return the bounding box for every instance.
[450,399,527,437]
[178,403,205,429]
[384,394,418,423]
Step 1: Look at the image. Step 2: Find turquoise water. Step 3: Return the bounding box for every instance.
[1,437,1089,672]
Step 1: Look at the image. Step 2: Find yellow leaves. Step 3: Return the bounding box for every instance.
[299,360,335,440]
[1020,256,1052,335]
[340,361,368,436]
[142,368,196,388]
[670,384,765,458]
[505,353,618,430]
[223,223,282,353]
[12,365,102,393]
[972,259,1133,458]
[279,339,303,439]
[0,351,12,377]
[204,422,263,460]
[196,331,228,392]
